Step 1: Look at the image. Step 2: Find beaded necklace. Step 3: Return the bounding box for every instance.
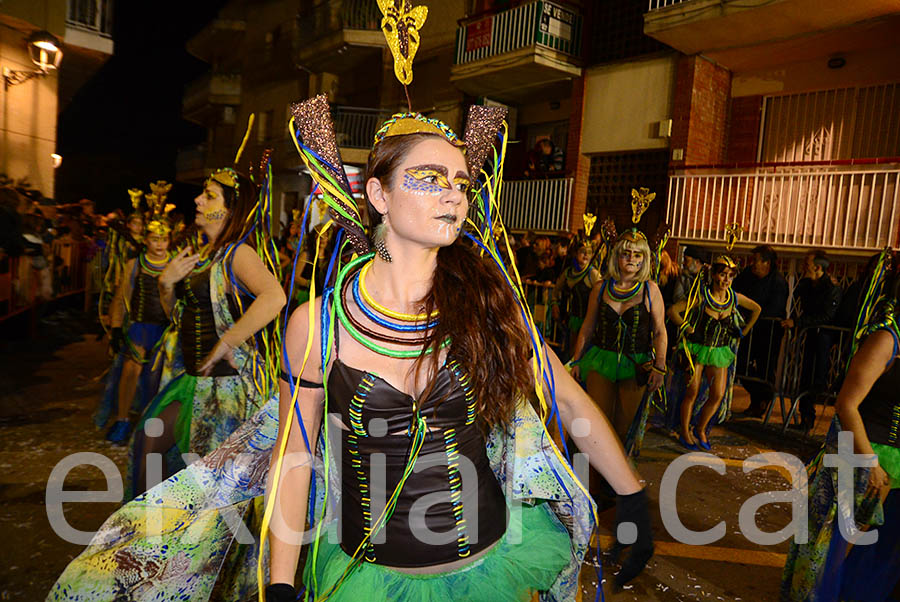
[565,264,592,287]
[352,270,437,332]
[703,285,734,312]
[335,254,449,359]
[139,252,169,275]
[607,279,642,303]
[358,261,438,323]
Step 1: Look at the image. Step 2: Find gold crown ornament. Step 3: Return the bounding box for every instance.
[582,213,597,237]
[617,227,648,245]
[127,188,144,212]
[712,254,738,270]
[377,0,428,90]
[725,223,743,251]
[631,187,656,224]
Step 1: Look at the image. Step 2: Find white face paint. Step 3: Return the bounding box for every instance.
[381,138,470,249]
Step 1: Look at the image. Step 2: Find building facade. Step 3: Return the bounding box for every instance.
[1,0,113,199]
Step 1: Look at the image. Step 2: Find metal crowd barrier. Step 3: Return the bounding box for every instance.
[767,323,853,433]
[0,239,90,323]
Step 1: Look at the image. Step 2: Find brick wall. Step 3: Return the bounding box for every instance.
[670,55,731,166]
[567,75,590,232]
[727,95,763,163]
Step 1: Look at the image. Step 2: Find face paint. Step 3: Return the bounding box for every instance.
[204,209,228,222]
[452,176,471,195]
[403,166,450,196]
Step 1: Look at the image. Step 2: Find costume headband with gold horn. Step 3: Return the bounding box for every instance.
[127,188,143,213]
[377,0,428,110]
[712,254,738,270]
[145,180,174,236]
[631,187,655,224]
[725,223,743,251]
[583,213,597,237]
[208,114,255,194]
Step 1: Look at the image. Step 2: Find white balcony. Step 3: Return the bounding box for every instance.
[65,0,113,54]
[667,163,900,251]
[643,0,900,72]
[497,177,573,232]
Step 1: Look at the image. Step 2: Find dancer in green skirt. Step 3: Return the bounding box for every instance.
[668,254,760,450]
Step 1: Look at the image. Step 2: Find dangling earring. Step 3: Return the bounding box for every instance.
[374,221,392,263]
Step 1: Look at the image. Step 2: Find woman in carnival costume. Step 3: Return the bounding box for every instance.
[99,188,146,318]
[569,227,668,452]
[264,4,652,599]
[128,151,286,494]
[48,141,287,602]
[782,255,900,601]
[101,183,175,444]
[551,218,601,360]
[667,254,760,450]
[47,7,650,601]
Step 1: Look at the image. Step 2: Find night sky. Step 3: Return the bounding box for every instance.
[55,0,228,214]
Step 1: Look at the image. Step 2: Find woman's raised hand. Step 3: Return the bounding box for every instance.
[160,247,201,289]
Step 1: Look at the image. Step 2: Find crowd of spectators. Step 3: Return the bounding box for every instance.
[510,227,881,433]
[0,178,108,319]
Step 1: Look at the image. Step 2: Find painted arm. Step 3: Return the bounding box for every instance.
[647,281,668,389]
[268,299,325,586]
[834,328,895,492]
[158,246,201,318]
[198,244,287,374]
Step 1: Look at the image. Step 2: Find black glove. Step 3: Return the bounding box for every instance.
[610,488,654,587]
[110,327,125,355]
[264,583,297,602]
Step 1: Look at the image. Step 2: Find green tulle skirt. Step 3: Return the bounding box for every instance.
[139,373,196,453]
[577,347,651,382]
[872,442,900,489]
[302,502,570,602]
[684,342,735,368]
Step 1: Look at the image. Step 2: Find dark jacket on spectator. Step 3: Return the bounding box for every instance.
[792,276,842,330]
[733,267,789,319]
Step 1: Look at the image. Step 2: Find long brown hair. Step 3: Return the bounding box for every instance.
[365,134,533,430]
[207,172,258,258]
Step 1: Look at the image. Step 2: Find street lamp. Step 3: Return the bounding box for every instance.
[3,31,64,91]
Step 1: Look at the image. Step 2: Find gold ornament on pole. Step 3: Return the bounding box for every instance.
[725,223,743,251]
[630,187,655,224]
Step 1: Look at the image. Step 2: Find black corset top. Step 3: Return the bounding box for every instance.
[325,353,507,568]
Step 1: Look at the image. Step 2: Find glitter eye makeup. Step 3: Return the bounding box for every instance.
[403,165,452,196]
[453,176,471,194]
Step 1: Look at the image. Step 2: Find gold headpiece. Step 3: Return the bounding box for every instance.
[725,223,743,251]
[618,227,648,245]
[582,213,597,237]
[291,208,302,224]
[205,115,255,194]
[144,181,173,236]
[373,112,465,148]
[377,0,428,91]
[127,188,143,212]
[712,254,738,270]
[631,187,655,224]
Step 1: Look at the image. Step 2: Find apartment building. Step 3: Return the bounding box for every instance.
[644,0,900,255]
[1,0,114,198]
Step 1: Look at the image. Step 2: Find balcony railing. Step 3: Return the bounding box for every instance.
[497,177,573,232]
[183,72,241,113]
[67,0,113,37]
[647,0,687,10]
[666,163,900,251]
[333,106,391,149]
[298,0,382,42]
[454,0,582,65]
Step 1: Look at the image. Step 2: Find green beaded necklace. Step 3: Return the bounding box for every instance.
[333,253,450,359]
